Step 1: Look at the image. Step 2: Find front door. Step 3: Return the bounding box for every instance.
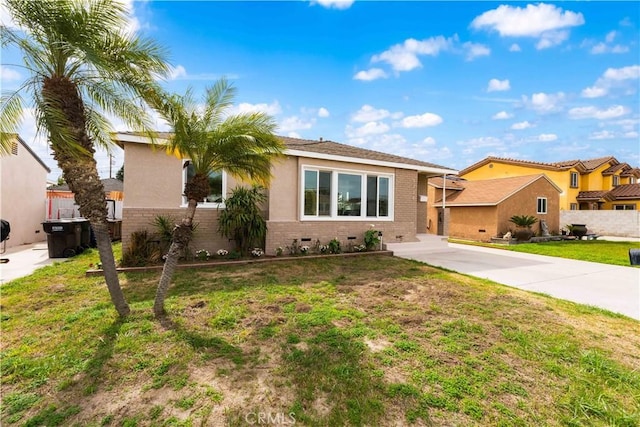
[437,208,444,235]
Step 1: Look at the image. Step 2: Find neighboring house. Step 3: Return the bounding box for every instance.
[0,135,51,249]
[47,178,124,220]
[114,133,457,255]
[458,156,640,211]
[431,174,561,241]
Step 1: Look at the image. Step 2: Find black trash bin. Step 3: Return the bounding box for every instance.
[72,218,93,248]
[42,220,83,258]
[630,249,640,266]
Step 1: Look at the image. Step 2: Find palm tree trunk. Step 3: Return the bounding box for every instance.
[154,199,197,316]
[43,76,130,317]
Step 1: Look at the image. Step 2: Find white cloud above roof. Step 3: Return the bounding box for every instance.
[581,65,640,98]
[492,111,513,120]
[568,105,629,120]
[317,107,330,118]
[353,68,388,81]
[509,43,521,52]
[487,78,510,92]
[463,42,491,61]
[279,116,315,132]
[511,121,533,130]
[535,133,558,142]
[371,36,456,72]
[312,0,354,10]
[521,92,566,113]
[589,130,615,140]
[346,121,390,138]
[231,101,282,116]
[471,3,584,38]
[351,105,402,123]
[399,112,443,128]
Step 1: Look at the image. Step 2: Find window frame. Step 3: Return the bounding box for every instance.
[536,197,548,214]
[181,160,227,208]
[613,204,635,211]
[570,171,579,188]
[570,203,578,211]
[300,165,394,221]
[612,175,620,186]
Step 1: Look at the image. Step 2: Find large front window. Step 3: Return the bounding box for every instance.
[183,161,225,206]
[302,167,393,220]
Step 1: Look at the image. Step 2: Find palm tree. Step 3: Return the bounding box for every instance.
[153,78,284,316]
[1,0,169,317]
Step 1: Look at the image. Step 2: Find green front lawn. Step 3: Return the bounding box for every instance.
[452,239,640,266]
[1,246,639,426]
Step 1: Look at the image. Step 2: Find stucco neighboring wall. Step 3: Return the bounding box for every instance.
[448,206,497,241]
[497,178,560,235]
[0,141,48,248]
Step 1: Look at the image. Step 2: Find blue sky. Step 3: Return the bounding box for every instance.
[2,1,639,180]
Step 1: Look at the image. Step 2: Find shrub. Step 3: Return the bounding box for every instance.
[509,215,538,228]
[121,230,162,267]
[218,186,267,256]
[364,229,380,250]
[328,237,341,254]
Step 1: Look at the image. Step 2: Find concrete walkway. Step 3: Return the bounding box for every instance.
[0,242,57,285]
[387,235,640,320]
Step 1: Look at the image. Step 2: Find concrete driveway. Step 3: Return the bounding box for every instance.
[0,242,57,285]
[388,236,640,320]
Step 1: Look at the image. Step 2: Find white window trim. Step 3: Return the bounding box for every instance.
[300,164,395,221]
[537,197,548,214]
[570,171,579,188]
[180,160,227,208]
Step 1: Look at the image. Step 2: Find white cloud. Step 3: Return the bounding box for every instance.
[279,116,315,132]
[288,131,301,139]
[232,101,282,116]
[623,131,639,139]
[371,36,456,72]
[590,41,629,55]
[353,68,389,81]
[0,65,21,81]
[589,130,615,140]
[536,133,558,142]
[487,78,510,92]
[535,30,569,50]
[317,107,330,118]
[511,121,533,130]
[471,3,584,37]
[568,105,629,120]
[346,121,390,138]
[581,65,640,98]
[492,111,513,120]
[422,137,436,145]
[351,105,401,123]
[312,0,354,10]
[399,112,443,128]
[522,92,566,113]
[463,42,491,61]
[167,65,187,80]
[605,31,617,43]
[509,43,521,52]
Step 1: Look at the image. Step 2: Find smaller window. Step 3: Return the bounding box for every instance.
[570,171,578,188]
[613,204,636,211]
[631,177,636,184]
[613,175,620,186]
[537,197,547,214]
[570,203,578,211]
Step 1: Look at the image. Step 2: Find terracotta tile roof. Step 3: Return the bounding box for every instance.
[602,162,628,175]
[458,155,621,176]
[433,174,560,206]
[609,184,640,199]
[115,132,457,173]
[576,190,610,201]
[621,167,640,178]
[428,176,465,190]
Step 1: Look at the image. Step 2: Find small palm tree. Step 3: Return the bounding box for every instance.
[509,215,538,228]
[152,78,284,316]
[1,0,168,317]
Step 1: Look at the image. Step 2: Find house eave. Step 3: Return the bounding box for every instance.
[285,149,458,175]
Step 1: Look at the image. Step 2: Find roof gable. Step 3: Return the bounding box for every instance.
[4,135,52,173]
[434,174,561,207]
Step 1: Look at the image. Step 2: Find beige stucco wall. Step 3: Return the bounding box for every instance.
[0,141,49,248]
[448,206,497,241]
[265,160,419,254]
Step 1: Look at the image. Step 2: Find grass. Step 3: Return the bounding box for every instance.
[450,239,640,266]
[1,244,639,426]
